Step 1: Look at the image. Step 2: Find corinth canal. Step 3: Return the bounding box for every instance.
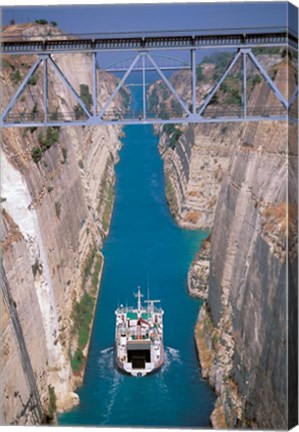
[59,85,216,427]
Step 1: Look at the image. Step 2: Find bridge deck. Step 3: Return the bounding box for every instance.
[1,31,297,55]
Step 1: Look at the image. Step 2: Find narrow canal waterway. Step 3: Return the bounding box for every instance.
[59,86,216,428]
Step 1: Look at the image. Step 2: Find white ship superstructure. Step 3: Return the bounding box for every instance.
[115,287,164,377]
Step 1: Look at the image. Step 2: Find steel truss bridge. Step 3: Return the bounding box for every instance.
[1,29,298,128]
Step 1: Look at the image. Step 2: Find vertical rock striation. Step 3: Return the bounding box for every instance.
[1,23,128,424]
[194,59,297,429]
[151,48,297,428]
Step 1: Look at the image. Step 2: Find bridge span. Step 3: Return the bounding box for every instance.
[1,29,297,128]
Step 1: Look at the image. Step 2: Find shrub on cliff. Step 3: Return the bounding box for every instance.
[10,69,22,85]
[55,201,61,218]
[73,84,93,119]
[70,349,85,373]
[70,292,96,372]
[28,74,38,86]
[38,127,60,150]
[169,128,183,149]
[35,19,48,25]
[31,147,43,163]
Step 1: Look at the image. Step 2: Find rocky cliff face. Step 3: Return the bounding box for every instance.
[193,58,297,429]
[158,122,240,230]
[150,50,288,232]
[0,23,127,425]
[187,236,210,299]
[151,48,297,428]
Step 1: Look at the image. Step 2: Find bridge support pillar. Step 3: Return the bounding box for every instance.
[242,50,247,118]
[191,49,197,115]
[43,56,48,122]
[92,52,97,115]
[141,53,146,120]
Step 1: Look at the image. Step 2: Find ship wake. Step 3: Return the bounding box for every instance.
[97,346,124,423]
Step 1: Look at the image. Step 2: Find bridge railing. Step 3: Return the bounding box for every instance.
[5,106,291,125]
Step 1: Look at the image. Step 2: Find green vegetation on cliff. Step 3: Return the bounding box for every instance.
[98,160,115,234]
[70,292,95,373]
[162,124,183,149]
[74,84,93,119]
[31,127,60,163]
[70,248,103,373]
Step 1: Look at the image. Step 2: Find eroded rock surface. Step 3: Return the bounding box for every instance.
[1,23,128,424]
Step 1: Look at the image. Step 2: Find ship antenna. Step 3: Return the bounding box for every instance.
[138,285,141,314]
[147,274,150,313]
[134,286,144,317]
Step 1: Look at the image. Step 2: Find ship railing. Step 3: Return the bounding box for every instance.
[127,329,149,340]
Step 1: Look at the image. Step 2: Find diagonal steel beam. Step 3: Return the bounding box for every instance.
[248,50,288,108]
[98,53,141,118]
[146,52,191,116]
[198,50,241,116]
[43,56,48,122]
[48,55,91,118]
[288,87,298,110]
[1,56,42,121]
[191,49,197,114]
[142,56,147,120]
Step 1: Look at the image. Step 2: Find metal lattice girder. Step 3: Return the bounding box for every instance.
[92,52,97,115]
[242,51,247,118]
[142,54,146,120]
[48,56,92,117]
[1,56,43,120]
[1,31,297,55]
[0,112,291,129]
[104,54,190,72]
[146,52,191,116]
[288,87,298,110]
[1,29,298,128]
[1,53,94,122]
[97,53,141,118]
[43,56,48,122]
[198,50,242,116]
[191,49,196,114]
[247,50,288,108]
[197,48,297,117]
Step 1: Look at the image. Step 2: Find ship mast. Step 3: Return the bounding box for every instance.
[135,286,144,317]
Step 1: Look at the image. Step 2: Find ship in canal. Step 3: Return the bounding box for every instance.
[115,287,164,377]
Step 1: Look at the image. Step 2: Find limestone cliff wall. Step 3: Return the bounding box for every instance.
[1,23,126,424]
[158,123,240,229]
[194,59,297,429]
[151,51,288,231]
[151,49,297,428]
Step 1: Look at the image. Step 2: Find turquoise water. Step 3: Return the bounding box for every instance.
[59,87,215,428]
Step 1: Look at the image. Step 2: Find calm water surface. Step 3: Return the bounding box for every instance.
[59,87,215,428]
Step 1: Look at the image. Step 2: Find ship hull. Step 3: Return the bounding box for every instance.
[115,344,164,377]
[115,288,164,377]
